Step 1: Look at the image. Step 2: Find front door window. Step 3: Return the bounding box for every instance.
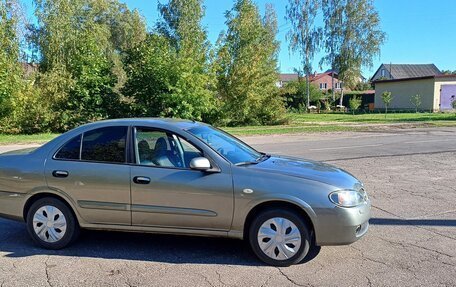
[134,128,202,168]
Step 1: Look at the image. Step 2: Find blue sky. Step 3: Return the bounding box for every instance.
[21,0,456,78]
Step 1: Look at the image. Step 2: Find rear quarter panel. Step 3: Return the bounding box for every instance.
[0,153,47,220]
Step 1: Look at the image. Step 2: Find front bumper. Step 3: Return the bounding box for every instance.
[314,200,371,246]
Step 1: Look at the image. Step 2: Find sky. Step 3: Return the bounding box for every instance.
[20,0,456,78]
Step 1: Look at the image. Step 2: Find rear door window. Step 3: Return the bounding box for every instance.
[81,126,128,163]
[55,135,82,160]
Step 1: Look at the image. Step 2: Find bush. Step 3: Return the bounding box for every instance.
[0,79,53,134]
[349,95,362,115]
[281,80,324,111]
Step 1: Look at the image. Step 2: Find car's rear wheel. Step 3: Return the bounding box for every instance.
[249,209,311,266]
[26,197,79,249]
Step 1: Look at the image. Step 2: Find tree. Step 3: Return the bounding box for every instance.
[452,98,456,116]
[216,0,285,126]
[122,34,176,117]
[155,0,217,122]
[442,70,456,75]
[31,0,146,130]
[381,91,392,118]
[0,0,23,120]
[410,94,421,113]
[322,0,386,106]
[348,95,362,115]
[320,0,344,103]
[286,0,322,111]
[354,81,372,91]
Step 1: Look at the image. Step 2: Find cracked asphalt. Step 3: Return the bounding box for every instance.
[0,127,455,286]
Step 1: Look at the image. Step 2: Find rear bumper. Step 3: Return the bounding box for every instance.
[314,200,371,246]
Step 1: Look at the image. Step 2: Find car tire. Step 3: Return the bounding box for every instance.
[248,209,311,266]
[26,197,80,250]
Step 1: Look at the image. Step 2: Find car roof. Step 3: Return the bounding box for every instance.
[79,118,206,131]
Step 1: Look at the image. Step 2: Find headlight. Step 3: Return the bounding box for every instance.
[329,189,368,207]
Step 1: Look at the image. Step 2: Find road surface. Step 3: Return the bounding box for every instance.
[0,127,455,286]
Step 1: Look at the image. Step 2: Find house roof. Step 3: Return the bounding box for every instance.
[373,74,456,83]
[309,71,339,82]
[376,64,441,80]
[279,73,299,82]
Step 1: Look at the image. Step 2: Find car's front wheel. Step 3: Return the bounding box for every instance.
[26,197,79,249]
[249,209,311,266]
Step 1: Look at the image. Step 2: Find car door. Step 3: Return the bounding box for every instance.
[130,127,234,231]
[45,126,131,225]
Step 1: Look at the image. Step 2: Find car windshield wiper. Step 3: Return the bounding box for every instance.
[235,153,270,166]
[235,161,259,166]
[256,153,271,162]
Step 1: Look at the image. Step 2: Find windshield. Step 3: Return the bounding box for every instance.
[187,125,262,165]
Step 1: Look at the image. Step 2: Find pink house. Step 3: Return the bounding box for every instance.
[309,71,345,92]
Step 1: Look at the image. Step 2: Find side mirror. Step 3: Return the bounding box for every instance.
[189,157,212,171]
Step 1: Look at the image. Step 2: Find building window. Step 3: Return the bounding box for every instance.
[381,69,386,77]
[319,83,327,90]
[335,82,341,89]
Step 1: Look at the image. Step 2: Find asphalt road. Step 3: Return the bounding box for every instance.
[0,127,455,287]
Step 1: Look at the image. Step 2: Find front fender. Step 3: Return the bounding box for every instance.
[230,194,318,236]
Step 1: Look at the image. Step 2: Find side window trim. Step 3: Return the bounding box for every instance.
[53,126,129,165]
[79,132,84,160]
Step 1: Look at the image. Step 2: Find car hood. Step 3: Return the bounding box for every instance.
[249,155,362,190]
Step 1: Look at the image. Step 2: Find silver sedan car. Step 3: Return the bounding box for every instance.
[0,119,370,266]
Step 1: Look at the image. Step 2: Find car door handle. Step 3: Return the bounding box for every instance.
[52,170,69,178]
[133,176,151,184]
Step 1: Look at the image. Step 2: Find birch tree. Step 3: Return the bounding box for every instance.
[286,0,322,111]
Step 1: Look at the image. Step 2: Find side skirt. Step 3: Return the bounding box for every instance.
[79,223,244,239]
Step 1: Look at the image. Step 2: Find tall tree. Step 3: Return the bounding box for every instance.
[286,0,322,111]
[320,0,344,103]
[216,0,285,126]
[155,0,216,122]
[330,0,386,106]
[0,0,22,119]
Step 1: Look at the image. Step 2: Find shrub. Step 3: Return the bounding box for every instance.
[381,91,393,118]
[410,94,421,113]
[349,95,362,115]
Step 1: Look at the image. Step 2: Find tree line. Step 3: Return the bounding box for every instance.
[0,0,384,134]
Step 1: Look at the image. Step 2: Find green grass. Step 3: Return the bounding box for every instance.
[0,133,59,145]
[224,125,361,136]
[289,112,456,124]
[1,112,455,144]
[226,112,456,136]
